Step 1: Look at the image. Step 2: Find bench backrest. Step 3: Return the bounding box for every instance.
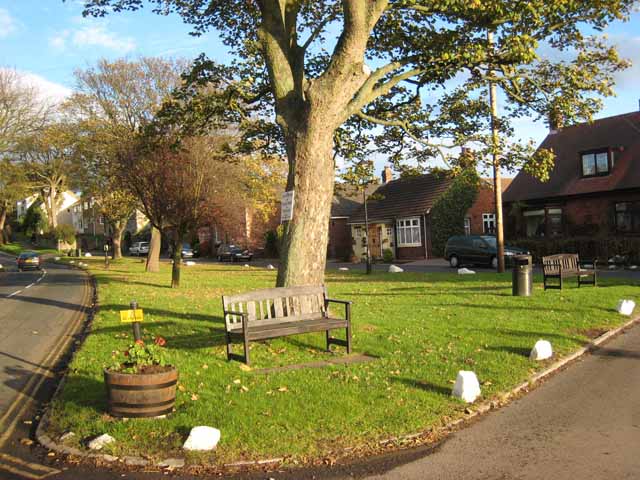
[222,285,327,331]
[542,253,579,274]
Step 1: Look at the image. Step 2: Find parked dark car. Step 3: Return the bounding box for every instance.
[17,251,42,271]
[217,244,253,262]
[444,235,529,269]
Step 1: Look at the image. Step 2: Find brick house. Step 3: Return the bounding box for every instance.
[503,111,640,241]
[347,168,508,260]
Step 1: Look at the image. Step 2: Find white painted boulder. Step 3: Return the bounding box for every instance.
[84,252,92,257]
[244,264,250,268]
[530,340,553,361]
[69,260,75,264]
[617,299,636,316]
[266,264,275,270]
[184,261,196,266]
[388,264,404,273]
[54,256,61,261]
[182,426,221,451]
[457,268,476,275]
[88,434,115,450]
[452,371,481,403]
[339,267,349,271]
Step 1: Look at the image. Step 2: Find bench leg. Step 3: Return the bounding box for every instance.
[243,336,250,366]
[346,325,352,355]
[226,333,232,361]
[326,330,332,352]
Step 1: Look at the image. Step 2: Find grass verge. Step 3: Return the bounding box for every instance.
[47,257,638,465]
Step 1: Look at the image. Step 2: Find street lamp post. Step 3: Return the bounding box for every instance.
[104,243,110,269]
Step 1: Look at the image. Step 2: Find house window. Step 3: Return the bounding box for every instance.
[581,150,609,177]
[464,217,471,236]
[482,213,496,234]
[524,209,545,237]
[396,217,421,247]
[547,208,563,237]
[615,202,640,233]
[354,226,362,239]
[98,215,104,225]
[386,226,393,238]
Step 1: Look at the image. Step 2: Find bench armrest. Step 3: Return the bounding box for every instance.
[325,298,352,323]
[223,311,249,332]
[325,298,353,305]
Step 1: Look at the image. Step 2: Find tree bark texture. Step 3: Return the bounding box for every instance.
[276,127,335,287]
[0,209,6,245]
[171,234,182,289]
[145,227,161,273]
[112,222,124,260]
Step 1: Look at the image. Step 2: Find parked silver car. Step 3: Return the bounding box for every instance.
[129,241,150,256]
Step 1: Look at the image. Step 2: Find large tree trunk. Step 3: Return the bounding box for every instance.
[145,227,161,273]
[276,127,335,287]
[171,232,182,288]
[0,208,6,245]
[112,221,124,259]
[46,185,59,230]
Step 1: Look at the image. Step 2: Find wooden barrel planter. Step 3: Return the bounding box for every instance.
[104,367,178,418]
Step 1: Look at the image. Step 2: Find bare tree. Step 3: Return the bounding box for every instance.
[0,68,51,154]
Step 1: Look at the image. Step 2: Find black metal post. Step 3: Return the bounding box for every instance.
[130,300,142,341]
[104,244,110,269]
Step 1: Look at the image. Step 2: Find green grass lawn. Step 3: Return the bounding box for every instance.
[0,240,60,256]
[48,258,639,465]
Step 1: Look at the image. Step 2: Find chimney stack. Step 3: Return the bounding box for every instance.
[382,166,393,184]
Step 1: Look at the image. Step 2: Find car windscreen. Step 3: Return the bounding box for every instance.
[482,237,497,248]
[19,252,37,258]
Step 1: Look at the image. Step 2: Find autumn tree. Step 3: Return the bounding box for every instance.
[120,135,223,288]
[67,57,186,269]
[81,0,635,286]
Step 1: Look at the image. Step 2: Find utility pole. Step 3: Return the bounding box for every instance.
[487,30,506,273]
[363,188,372,275]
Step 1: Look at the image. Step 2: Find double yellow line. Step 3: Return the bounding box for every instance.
[0,265,92,478]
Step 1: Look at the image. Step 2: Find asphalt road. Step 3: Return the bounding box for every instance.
[0,252,89,479]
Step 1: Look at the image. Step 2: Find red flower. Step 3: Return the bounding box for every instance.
[124,351,129,357]
[135,339,145,346]
[154,336,166,347]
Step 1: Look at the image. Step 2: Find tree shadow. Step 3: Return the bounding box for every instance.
[391,377,451,396]
[590,346,640,359]
[3,294,85,313]
[485,345,531,357]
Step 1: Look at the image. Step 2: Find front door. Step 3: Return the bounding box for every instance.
[368,225,382,259]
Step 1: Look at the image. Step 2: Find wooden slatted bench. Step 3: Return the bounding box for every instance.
[542,253,597,290]
[222,286,352,365]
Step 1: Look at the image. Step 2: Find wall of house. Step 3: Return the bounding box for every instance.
[506,189,640,239]
[466,186,497,234]
[396,216,428,260]
[350,223,396,260]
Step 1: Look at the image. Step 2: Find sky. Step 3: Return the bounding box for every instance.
[1,1,639,176]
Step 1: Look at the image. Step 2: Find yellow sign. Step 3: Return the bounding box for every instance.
[120,309,144,323]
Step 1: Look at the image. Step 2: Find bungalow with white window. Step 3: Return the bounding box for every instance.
[348,168,510,261]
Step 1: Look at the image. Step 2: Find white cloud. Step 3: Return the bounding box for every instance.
[0,8,17,38]
[3,69,73,106]
[610,35,640,91]
[49,24,136,53]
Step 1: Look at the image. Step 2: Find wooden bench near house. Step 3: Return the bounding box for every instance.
[542,254,597,290]
[222,286,352,365]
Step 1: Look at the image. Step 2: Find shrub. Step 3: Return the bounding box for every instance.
[382,248,394,263]
[430,169,480,257]
[53,224,77,244]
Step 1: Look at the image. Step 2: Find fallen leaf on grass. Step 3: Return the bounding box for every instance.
[239,364,252,372]
[240,386,249,393]
[233,379,241,384]
[178,385,186,392]
[191,394,199,401]
[277,386,288,392]
[201,364,208,369]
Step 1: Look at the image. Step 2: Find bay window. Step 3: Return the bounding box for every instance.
[397,217,421,247]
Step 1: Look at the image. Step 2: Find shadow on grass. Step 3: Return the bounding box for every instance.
[392,377,451,396]
[486,345,531,357]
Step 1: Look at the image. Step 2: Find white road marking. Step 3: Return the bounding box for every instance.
[3,269,45,298]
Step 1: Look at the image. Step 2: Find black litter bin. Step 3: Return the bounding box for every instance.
[512,254,533,296]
